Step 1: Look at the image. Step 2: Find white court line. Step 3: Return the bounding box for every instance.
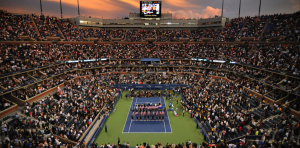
[132,120,164,122]
[135,102,161,103]
[134,103,161,104]
[127,97,138,133]
[122,97,173,133]
[163,96,172,133]
[128,121,133,133]
[160,97,167,133]
[122,97,135,133]
[122,132,172,133]
[163,120,166,133]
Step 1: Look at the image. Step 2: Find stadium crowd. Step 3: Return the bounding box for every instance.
[179,76,298,148]
[0,98,14,111]
[261,12,300,41]
[1,10,299,42]
[0,10,39,41]
[1,66,299,148]
[238,16,268,41]
[32,14,63,41]
[12,74,66,100]
[0,9,300,148]
[1,74,118,147]
[57,19,82,41]
[1,43,299,78]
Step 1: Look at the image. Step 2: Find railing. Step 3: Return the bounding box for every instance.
[1,72,66,103]
[0,62,64,78]
[83,92,121,147]
[26,82,65,104]
[260,19,270,39]
[239,63,300,79]
[0,103,18,119]
[79,107,105,144]
[226,135,263,144]
[1,63,300,120]
[1,64,299,98]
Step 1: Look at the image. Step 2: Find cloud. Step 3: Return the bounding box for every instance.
[164,0,200,8]
[118,0,140,8]
[40,0,140,18]
[289,0,300,9]
[40,0,219,19]
[201,6,222,18]
[44,0,119,12]
[0,0,297,19]
[0,7,35,15]
[163,6,221,19]
[42,0,204,18]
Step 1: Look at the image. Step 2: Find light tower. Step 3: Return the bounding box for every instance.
[40,0,43,15]
[239,0,241,18]
[60,0,63,18]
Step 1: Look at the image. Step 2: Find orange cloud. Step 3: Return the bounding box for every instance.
[40,0,141,18]
[163,6,221,19]
[44,0,121,12]
[290,0,300,9]
[118,0,140,8]
[1,0,222,19]
[201,6,222,18]
[42,0,212,19]
[164,0,199,8]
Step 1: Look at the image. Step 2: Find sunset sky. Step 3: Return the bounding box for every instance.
[0,0,299,19]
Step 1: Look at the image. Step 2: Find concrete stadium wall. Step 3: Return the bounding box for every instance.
[27,83,65,104]
[0,104,18,119]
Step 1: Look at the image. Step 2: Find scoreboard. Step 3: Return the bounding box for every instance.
[140,1,162,17]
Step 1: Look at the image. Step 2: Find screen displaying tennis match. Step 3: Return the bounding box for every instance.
[140,1,161,17]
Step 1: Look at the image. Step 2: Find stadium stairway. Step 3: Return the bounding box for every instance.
[263,23,274,34]
[276,77,287,86]
[30,14,40,36]
[65,64,71,69]
[13,78,21,84]
[262,74,272,81]
[205,78,214,88]
[236,19,249,41]
[38,70,48,77]
[68,19,85,40]
[259,19,270,40]
[207,63,212,68]
[293,85,300,92]
[27,74,37,81]
[0,85,5,90]
[55,21,66,41]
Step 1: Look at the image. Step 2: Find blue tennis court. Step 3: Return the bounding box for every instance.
[123,97,172,133]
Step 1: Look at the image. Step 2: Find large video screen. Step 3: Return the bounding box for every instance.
[140,1,161,17]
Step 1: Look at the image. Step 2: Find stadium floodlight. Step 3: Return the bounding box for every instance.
[239,0,241,18]
[60,0,63,18]
[77,0,80,16]
[259,0,261,17]
[221,0,224,17]
[40,0,43,15]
